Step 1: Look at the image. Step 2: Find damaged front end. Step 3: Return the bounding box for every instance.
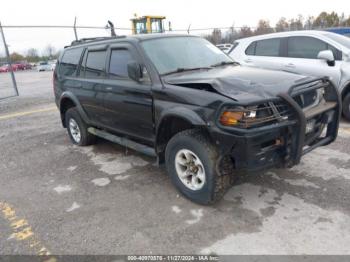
[210,78,341,171]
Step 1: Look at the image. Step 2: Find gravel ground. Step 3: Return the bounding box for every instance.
[0,71,350,255]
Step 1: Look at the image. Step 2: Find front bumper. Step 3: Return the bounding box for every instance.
[210,78,341,171]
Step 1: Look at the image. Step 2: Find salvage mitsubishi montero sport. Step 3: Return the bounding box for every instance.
[54,34,341,204]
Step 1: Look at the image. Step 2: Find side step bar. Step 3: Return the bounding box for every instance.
[87,127,157,157]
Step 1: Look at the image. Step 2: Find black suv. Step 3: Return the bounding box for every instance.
[54,34,341,204]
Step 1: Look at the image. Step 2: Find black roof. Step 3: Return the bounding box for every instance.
[66,33,196,48]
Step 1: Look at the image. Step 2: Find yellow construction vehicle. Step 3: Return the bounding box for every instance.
[131,15,166,34]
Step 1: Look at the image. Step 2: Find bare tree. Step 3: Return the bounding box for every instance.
[239,26,253,38]
[224,24,238,43]
[211,28,222,45]
[313,11,340,28]
[27,48,38,57]
[26,48,39,62]
[275,17,289,32]
[255,20,274,35]
[10,52,24,62]
[44,44,56,59]
[304,16,314,30]
[289,15,304,31]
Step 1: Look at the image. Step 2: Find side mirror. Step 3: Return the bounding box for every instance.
[317,50,335,66]
[127,61,143,82]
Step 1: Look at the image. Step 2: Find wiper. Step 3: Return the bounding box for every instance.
[211,61,239,67]
[161,67,213,76]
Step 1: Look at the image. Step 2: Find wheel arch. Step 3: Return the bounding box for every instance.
[341,81,350,101]
[59,92,89,128]
[155,107,209,162]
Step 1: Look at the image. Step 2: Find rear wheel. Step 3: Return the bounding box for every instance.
[343,93,350,121]
[65,107,96,146]
[165,129,234,205]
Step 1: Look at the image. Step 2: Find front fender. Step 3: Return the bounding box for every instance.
[157,106,207,130]
[155,106,210,156]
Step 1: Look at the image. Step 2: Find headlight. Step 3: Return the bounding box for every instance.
[219,107,258,127]
[219,103,286,128]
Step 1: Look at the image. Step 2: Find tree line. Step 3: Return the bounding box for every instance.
[0,44,60,64]
[205,11,350,44]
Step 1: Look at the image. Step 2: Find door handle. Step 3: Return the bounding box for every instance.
[106,87,113,91]
[285,63,296,68]
[245,58,253,63]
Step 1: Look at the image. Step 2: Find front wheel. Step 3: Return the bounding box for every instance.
[165,129,234,205]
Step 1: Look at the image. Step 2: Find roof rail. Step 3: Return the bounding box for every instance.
[67,35,127,47]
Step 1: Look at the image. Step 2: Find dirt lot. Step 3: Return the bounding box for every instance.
[1,71,350,255]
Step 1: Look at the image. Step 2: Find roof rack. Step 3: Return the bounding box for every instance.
[67,35,127,47]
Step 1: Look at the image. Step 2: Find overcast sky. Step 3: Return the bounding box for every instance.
[0,0,348,55]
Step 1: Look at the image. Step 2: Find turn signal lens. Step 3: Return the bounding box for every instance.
[219,111,244,126]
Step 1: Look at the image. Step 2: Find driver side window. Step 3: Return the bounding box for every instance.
[109,49,133,79]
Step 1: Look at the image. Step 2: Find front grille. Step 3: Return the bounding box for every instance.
[291,80,326,111]
[293,88,323,110]
[272,101,294,120]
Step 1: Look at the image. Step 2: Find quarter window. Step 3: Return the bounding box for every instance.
[84,50,106,78]
[59,47,83,77]
[245,42,256,55]
[109,49,133,78]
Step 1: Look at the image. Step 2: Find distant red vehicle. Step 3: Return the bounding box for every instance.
[0,64,10,73]
[12,62,32,71]
[24,63,32,70]
[12,63,25,70]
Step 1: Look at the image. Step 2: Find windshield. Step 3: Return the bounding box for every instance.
[323,32,350,49]
[141,36,233,75]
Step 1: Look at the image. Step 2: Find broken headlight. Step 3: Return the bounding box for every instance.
[219,103,290,128]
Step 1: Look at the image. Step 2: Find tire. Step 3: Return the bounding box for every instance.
[165,129,234,205]
[65,107,96,146]
[343,93,350,121]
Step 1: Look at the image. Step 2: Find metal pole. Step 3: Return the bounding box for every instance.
[73,17,78,40]
[0,21,19,96]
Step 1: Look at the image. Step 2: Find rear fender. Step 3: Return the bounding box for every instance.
[59,91,90,126]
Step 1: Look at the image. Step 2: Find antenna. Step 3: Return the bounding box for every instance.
[73,17,78,40]
[107,20,117,37]
[187,24,191,34]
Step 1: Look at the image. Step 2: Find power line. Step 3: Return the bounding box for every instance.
[0,25,132,30]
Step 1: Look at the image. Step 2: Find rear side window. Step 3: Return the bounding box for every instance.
[287,37,327,59]
[255,38,281,56]
[109,49,133,78]
[59,47,83,77]
[84,50,107,78]
[245,38,281,57]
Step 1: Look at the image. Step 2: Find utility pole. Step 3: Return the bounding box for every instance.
[0,21,19,96]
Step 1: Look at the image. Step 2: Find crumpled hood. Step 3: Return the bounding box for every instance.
[163,66,315,101]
